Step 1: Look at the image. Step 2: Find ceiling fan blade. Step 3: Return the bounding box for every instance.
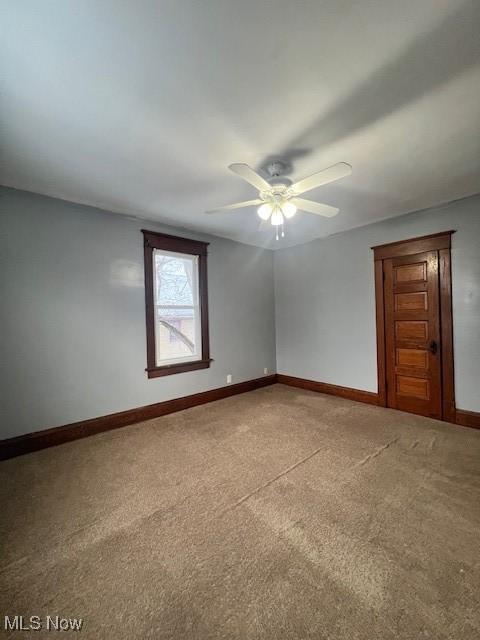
[205,199,263,214]
[228,163,271,191]
[290,162,351,195]
[291,197,339,217]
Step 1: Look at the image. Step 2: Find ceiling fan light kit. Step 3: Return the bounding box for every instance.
[256,200,296,224]
[270,206,284,226]
[257,202,273,220]
[281,201,297,219]
[206,160,352,240]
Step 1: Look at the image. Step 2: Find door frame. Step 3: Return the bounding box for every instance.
[372,231,455,422]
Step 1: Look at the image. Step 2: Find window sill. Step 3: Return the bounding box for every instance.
[146,359,212,378]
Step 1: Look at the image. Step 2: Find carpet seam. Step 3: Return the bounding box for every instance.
[221,446,324,514]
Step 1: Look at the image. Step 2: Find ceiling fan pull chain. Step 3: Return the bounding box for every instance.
[281,223,285,238]
[275,228,279,241]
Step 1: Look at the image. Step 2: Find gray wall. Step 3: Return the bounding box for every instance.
[0,187,276,438]
[274,194,480,413]
[1,187,479,440]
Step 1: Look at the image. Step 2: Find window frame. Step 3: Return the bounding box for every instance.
[142,230,211,378]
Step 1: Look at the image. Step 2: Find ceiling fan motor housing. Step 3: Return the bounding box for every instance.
[268,175,292,187]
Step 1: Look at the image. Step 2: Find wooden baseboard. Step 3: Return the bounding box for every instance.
[277,374,379,405]
[277,373,480,430]
[0,375,277,460]
[455,409,480,429]
[3,373,477,460]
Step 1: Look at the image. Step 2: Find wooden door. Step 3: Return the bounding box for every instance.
[384,251,442,418]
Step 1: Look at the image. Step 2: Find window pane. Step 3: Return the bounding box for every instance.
[153,250,201,365]
[154,252,194,306]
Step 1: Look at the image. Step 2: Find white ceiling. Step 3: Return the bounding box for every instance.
[2,0,480,249]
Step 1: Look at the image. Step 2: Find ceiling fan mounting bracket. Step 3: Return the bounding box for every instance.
[266,161,286,177]
[264,161,293,188]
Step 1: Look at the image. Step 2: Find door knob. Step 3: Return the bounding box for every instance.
[428,340,437,355]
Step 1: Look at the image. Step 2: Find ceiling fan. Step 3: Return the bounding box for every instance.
[206,161,352,236]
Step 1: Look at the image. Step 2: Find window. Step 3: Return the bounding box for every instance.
[142,230,210,377]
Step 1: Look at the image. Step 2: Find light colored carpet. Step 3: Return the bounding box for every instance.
[1,384,479,639]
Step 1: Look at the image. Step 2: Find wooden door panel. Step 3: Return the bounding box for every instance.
[395,320,428,342]
[396,375,429,400]
[394,262,427,283]
[394,291,428,311]
[396,348,429,369]
[384,251,442,418]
